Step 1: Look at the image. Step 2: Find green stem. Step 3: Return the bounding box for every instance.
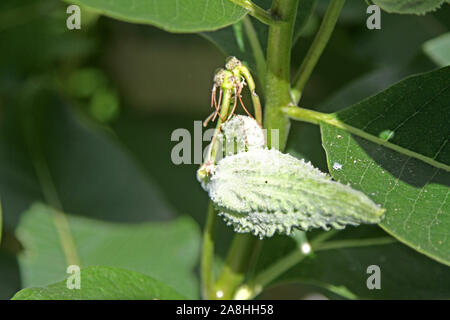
[315,237,396,251]
[248,246,310,299]
[214,234,261,299]
[208,88,233,161]
[245,233,395,299]
[213,0,299,300]
[264,0,299,150]
[229,0,277,25]
[238,65,263,126]
[284,106,450,171]
[242,16,267,88]
[201,202,217,299]
[201,80,235,299]
[292,0,346,103]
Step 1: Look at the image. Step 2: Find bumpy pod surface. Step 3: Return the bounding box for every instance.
[219,115,265,156]
[202,148,385,238]
[198,116,385,238]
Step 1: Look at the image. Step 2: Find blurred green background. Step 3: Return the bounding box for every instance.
[0,0,448,299]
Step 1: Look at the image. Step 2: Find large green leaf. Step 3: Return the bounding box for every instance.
[320,66,450,265]
[16,203,201,298]
[66,0,247,32]
[372,0,448,15]
[12,266,185,300]
[423,32,450,67]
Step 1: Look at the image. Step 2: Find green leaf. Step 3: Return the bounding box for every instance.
[276,230,450,299]
[12,266,185,300]
[320,67,450,265]
[372,0,448,15]
[66,0,247,33]
[423,32,450,67]
[335,66,450,167]
[16,203,201,298]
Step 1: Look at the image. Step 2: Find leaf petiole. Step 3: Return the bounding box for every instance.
[229,0,278,25]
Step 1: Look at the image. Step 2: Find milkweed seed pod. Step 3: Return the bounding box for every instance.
[198,116,385,238]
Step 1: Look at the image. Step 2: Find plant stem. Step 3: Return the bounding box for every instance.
[283,106,450,171]
[264,0,299,150]
[201,202,217,299]
[238,65,263,126]
[314,237,396,251]
[214,234,262,299]
[292,0,346,103]
[247,245,310,298]
[283,105,335,125]
[242,16,267,87]
[200,80,235,299]
[229,0,277,25]
[213,0,299,300]
[245,233,395,299]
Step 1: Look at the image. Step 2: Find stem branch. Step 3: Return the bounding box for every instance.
[229,0,277,25]
[284,106,450,171]
[201,203,217,299]
[214,234,262,299]
[292,0,345,103]
[242,16,267,88]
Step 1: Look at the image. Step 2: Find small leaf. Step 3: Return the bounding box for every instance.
[423,32,450,67]
[66,0,247,33]
[203,148,384,238]
[12,266,185,300]
[372,0,448,15]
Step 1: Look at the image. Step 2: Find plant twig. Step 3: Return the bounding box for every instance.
[201,202,217,299]
[229,0,277,25]
[242,16,267,88]
[245,232,394,299]
[292,0,346,103]
[283,106,450,171]
[315,237,397,251]
[214,234,262,299]
[264,0,299,150]
[200,70,236,299]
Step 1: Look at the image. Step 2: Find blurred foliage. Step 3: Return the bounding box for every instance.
[0,0,449,299]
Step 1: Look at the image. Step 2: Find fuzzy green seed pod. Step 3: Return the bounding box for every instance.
[203,148,385,238]
[197,115,385,238]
